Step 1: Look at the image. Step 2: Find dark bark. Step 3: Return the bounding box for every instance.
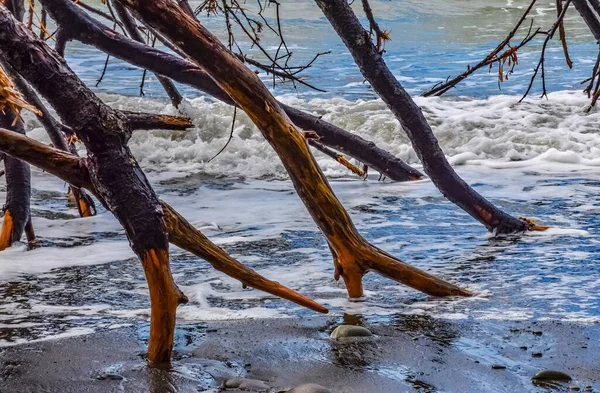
[283,104,422,181]
[5,0,24,21]
[1,59,97,217]
[0,128,91,188]
[122,0,470,299]
[572,0,600,40]
[315,0,528,234]
[54,27,68,56]
[0,8,186,363]
[0,112,31,250]
[111,0,183,108]
[40,0,422,182]
[177,0,194,17]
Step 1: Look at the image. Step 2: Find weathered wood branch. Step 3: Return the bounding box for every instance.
[0,8,182,364]
[1,59,97,217]
[6,0,24,21]
[0,127,91,188]
[122,0,470,299]
[124,111,193,131]
[54,27,68,56]
[0,121,328,332]
[423,0,539,97]
[40,0,422,182]
[316,0,528,234]
[283,104,423,181]
[308,139,365,178]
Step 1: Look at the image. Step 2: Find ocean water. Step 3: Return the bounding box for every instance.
[1,0,600,348]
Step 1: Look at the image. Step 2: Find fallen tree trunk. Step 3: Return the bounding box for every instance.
[0,9,327,364]
[315,0,529,234]
[0,0,33,249]
[41,0,422,182]
[121,0,470,299]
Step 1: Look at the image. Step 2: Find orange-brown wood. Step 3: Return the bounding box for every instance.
[124,0,471,298]
[0,210,14,250]
[77,195,94,217]
[140,248,188,365]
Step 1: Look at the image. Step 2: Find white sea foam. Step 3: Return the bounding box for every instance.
[69,90,600,180]
[2,91,600,345]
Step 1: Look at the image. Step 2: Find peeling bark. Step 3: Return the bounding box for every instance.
[315,0,528,234]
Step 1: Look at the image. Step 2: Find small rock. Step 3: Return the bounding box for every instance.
[532,370,572,382]
[533,331,543,336]
[492,365,506,370]
[532,352,543,358]
[330,325,372,340]
[95,373,124,381]
[223,377,270,391]
[569,386,581,391]
[520,346,528,350]
[584,386,593,392]
[287,383,332,393]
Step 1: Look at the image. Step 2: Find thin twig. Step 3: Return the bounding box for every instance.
[207,106,237,162]
[519,0,573,102]
[423,0,539,97]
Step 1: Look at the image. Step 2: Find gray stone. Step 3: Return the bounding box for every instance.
[223,377,270,391]
[95,373,124,381]
[532,370,572,382]
[330,325,372,340]
[287,383,332,393]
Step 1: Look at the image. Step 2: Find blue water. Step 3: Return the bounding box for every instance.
[65,0,599,100]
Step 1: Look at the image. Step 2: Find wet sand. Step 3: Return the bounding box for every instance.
[1,316,598,393]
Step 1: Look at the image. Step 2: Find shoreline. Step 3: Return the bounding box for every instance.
[1,316,598,392]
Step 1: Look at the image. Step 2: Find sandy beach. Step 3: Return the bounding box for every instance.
[1,315,598,392]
